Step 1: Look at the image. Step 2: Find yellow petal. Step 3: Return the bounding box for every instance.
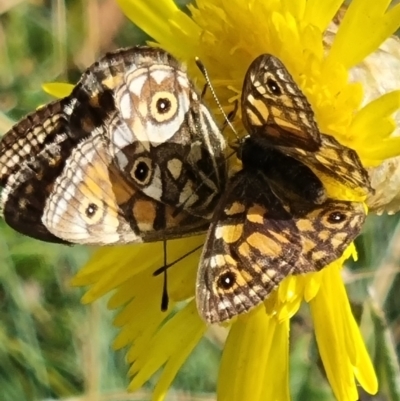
[304,0,343,32]
[218,307,290,401]
[349,91,400,163]
[72,236,204,303]
[116,0,200,59]
[128,301,206,395]
[310,267,377,400]
[151,306,206,401]
[42,82,73,98]
[329,0,400,68]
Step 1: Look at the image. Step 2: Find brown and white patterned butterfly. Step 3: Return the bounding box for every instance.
[0,46,226,245]
[196,54,370,324]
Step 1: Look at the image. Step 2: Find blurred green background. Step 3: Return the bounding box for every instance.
[1,1,400,400]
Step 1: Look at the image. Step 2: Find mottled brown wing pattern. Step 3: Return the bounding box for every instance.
[196,138,367,324]
[0,100,69,187]
[196,54,369,323]
[293,199,366,270]
[196,54,370,323]
[196,169,300,323]
[1,127,77,243]
[0,46,225,244]
[241,54,321,151]
[241,53,372,196]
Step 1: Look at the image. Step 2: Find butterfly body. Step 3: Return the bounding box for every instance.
[238,136,326,204]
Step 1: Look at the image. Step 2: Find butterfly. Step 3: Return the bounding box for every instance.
[196,54,370,324]
[0,46,226,245]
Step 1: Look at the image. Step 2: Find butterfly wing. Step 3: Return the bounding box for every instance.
[292,199,366,270]
[1,123,208,245]
[196,169,366,324]
[0,100,69,187]
[241,54,321,151]
[0,46,223,244]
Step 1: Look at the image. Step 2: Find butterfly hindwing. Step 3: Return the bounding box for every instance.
[292,199,366,270]
[278,133,372,195]
[196,168,301,323]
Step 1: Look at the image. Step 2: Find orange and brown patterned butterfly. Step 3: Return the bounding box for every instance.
[196,54,370,323]
[0,46,226,245]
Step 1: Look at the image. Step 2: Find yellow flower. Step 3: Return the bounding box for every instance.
[44,0,400,400]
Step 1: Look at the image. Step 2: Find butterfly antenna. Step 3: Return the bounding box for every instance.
[153,244,203,276]
[161,239,169,312]
[221,99,239,134]
[195,57,240,140]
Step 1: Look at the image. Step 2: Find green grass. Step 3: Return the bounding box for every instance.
[1,1,400,400]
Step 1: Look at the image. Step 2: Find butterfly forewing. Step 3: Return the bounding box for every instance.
[241,54,321,151]
[37,128,208,245]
